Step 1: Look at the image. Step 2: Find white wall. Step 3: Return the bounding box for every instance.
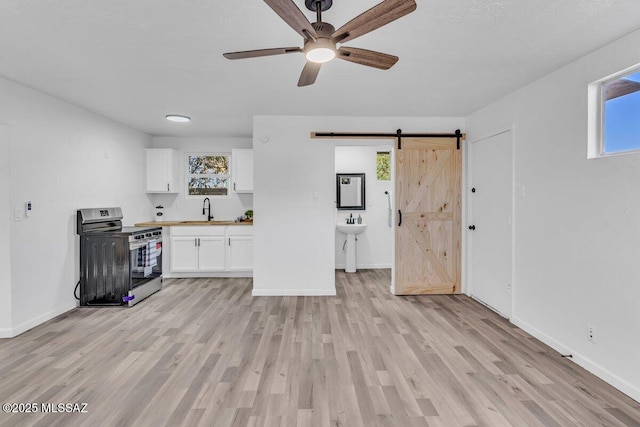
[335,146,393,269]
[253,116,464,296]
[0,126,12,335]
[151,137,253,221]
[465,28,640,402]
[0,75,152,337]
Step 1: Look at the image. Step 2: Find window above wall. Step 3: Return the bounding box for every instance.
[186,153,230,197]
[592,67,640,157]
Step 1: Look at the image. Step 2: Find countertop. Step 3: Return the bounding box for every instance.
[135,220,253,227]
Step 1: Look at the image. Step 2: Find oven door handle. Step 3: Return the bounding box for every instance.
[130,241,146,250]
[130,238,161,251]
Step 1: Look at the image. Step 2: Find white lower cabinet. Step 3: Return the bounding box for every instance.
[170,236,200,271]
[170,225,252,275]
[198,236,226,271]
[227,227,253,271]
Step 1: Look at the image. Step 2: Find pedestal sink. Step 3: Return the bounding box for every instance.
[336,223,367,273]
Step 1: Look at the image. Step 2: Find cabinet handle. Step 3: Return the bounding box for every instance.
[198,238,201,246]
[195,238,198,247]
[167,183,170,191]
[233,182,236,191]
[228,238,231,246]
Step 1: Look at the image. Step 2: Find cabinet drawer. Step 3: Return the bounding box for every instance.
[171,226,226,236]
[226,225,253,236]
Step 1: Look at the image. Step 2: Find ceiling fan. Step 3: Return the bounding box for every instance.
[223,0,417,86]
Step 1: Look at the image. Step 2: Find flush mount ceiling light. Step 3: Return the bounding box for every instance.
[165,115,191,123]
[223,0,416,87]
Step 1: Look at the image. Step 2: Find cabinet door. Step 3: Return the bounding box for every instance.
[146,149,179,193]
[227,236,253,271]
[232,149,253,193]
[170,236,199,272]
[198,236,226,271]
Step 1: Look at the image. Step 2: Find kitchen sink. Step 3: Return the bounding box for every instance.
[178,220,231,225]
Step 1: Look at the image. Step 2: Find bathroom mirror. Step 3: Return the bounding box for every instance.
[336,173,365,210]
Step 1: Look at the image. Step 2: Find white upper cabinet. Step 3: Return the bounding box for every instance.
[146,149,180,193]
[232,149,253,193]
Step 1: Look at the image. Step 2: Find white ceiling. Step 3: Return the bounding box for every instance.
[0,0,639,137]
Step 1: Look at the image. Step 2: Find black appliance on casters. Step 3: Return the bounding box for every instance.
[77,207,163,306]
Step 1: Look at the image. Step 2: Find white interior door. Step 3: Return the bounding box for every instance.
[468,131,513,318]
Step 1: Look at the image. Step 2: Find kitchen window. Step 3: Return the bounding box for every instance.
[590,66,640,157]
[377,151,391,180]
[186,154,230,196]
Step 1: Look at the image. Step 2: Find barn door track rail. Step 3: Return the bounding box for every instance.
[311,129,464,150]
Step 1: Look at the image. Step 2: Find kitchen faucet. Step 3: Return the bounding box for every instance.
[202,197,213,221]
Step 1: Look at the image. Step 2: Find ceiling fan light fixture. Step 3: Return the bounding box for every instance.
[165,114,191,123]
[304,35,337,64]
[306,47,336,63]
[222,0,417,85]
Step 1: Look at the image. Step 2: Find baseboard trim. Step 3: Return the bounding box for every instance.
[335,264,392,270]
[0,302,77,338]
[511,316,640,403]
[163,272,253,279]
[252,289,337,297]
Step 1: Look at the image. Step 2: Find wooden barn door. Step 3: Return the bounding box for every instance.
[395,137,461,294]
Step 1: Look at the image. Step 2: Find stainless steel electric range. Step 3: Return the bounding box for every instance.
[77,207,163,306]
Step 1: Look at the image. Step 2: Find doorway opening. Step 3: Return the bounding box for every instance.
[334,145,394,280]
[317,131,464,296]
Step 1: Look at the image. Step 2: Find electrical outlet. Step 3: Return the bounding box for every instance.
[587,325,596,343]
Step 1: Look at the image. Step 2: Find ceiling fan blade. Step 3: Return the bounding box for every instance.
[223,47,302,60]
[605,79,640,101]
[298,61,321,87]
[337,47,398,70]
[332,0,416,44]
[264,0,318,40]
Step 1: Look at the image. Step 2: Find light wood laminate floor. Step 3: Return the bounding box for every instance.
[1,270,639,427]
